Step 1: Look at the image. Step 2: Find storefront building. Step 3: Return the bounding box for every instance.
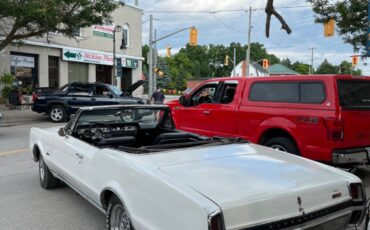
[0,1,143,97]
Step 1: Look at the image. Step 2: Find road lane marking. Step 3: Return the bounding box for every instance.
[0,148,30,156]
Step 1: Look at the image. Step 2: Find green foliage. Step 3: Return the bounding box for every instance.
[0,0,118,50]
[307,0,368,52]
[1,86,13,99]
[281,59,310,74]
[0,73,15,85]
[315,59,362,75]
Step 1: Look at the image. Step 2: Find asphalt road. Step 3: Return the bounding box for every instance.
[0,111,370,229]
[0,119,105,230]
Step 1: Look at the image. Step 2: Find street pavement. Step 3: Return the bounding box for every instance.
[0,108,370,229]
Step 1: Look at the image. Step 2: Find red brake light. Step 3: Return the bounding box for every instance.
[324,118,344,141]
[32,92,38,102]
[349,183,364,203]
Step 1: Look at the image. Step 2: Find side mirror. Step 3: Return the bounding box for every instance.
[58,127,66,137]
[107,93,114,98]
[179,96,187,106]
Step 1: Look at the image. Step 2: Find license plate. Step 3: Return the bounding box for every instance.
[305,214,350,230]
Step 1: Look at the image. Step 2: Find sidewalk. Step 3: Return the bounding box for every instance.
[0,105,46,126]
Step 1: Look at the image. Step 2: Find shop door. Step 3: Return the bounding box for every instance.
[68,62,88,83]
[96,65,112,84]
[121,68,132,91]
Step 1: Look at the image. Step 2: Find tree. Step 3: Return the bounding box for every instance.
[0,0,119,51]
[307,0,368,53]
[315,59,338,74]
[338,61,362,75]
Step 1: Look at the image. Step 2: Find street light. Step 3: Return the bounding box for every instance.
[112,25,123,85]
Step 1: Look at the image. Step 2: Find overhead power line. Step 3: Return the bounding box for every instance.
[144,5,311,14]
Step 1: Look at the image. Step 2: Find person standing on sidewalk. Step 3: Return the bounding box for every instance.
[151,88,165,104]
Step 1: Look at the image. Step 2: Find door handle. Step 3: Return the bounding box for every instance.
[72,97,77,101]
[203,110,211,115]
[91,98,96,101]
[75,153,84,159]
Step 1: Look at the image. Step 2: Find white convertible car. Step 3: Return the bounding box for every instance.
[30,105,368,230]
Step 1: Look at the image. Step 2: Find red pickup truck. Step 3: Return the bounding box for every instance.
[167,75,370,166]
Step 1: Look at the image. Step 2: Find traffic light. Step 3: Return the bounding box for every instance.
[225,55,229,66]
[324,18,335,37]
[262,59,270,69]
[189,27,198,46]
[166,46,172,57]
[352,56,359,67]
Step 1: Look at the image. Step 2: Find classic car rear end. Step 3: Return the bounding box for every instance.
[29,105,368,230]
[135,144,368,230]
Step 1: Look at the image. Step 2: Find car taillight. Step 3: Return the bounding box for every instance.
[208,211,225,230]
[349,183,365,204]
[32,92,38,102]
[324,118,344,141]
[348,183,367,225]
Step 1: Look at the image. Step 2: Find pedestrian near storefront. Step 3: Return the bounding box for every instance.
[151,88,165,104]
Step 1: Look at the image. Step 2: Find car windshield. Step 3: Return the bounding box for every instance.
[108,85,123,96]
[76,107,165,128]
[337,80,370,108]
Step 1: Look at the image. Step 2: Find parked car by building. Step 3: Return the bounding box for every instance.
[168,75,370,167]
[31,80,145,122]
[30,105,368,230]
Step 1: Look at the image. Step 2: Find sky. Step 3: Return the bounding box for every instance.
[138,0,369,75]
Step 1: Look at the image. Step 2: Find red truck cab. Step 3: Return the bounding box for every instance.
[167,75,370,166]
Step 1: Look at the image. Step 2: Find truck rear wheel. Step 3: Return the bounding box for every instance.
[264,137,299,155]
[48,105,67,122]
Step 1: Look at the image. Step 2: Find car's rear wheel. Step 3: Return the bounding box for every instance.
[264,137,299,155]
[106,196,132,230]
[39,154,59,189]
[48,105,67,122]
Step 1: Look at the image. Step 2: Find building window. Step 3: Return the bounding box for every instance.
[48,56,59,88]
[72,28,81,37]
[122,24,130,48]
[10,52,38,91]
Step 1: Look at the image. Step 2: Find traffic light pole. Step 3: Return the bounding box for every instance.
[148,21,194,97]
[245,6,252,77]
[148,15,154,98]
[153,29,158,92]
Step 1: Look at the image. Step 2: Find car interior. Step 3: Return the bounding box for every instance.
[68,107,233,153]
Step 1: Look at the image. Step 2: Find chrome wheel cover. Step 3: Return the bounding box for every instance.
[39,159,45,182]
[270,144,288,152]
[110,204,131,230]
[51,108,63,121]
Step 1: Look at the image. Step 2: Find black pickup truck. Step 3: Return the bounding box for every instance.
[32,81,145,122]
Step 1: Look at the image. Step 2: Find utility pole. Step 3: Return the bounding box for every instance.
[148,15,154,98]
[233,47,236,76]
[153,29,158,92]
[245,6,252,77]
[309,47,316,75]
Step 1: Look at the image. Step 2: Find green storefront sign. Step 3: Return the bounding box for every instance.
[123,58,139,69]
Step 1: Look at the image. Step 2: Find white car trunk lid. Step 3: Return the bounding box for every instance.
[158,145,352,229]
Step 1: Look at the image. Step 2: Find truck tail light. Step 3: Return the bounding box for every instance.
[208,211,225,230]
[324,118,344,141]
